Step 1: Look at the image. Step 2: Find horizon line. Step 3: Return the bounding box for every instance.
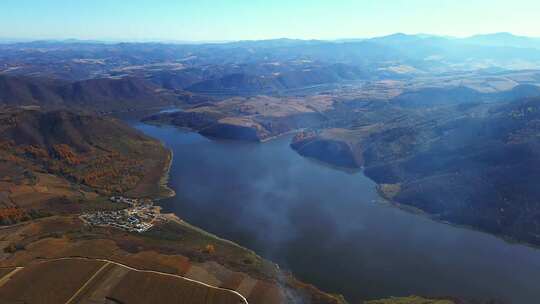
[0,31,538,45]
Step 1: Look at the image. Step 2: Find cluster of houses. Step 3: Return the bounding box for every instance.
[109,196,141,205]
[80,196,163,233]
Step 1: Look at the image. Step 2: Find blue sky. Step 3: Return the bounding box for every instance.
[1,0,540,41]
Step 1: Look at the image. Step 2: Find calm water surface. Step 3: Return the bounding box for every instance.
[132,121,540,304]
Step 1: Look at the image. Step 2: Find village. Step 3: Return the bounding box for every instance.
[80,196,164,233]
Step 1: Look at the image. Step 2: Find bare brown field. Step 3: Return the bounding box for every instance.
[0,259,105,304]
[77,263,129,304]
[9,191,57,208]
[24,216,83,236]
[118,250,192,275]
[236,275,258,299]
[0,215,346,304]
[184,264,222,287]
[247,280,285,304]
[199,261,242,287]
[220,272,246,290]
[108,270,245,304]
[0,267,15,280]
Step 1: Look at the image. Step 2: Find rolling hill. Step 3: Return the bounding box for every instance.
[0,107,172,221]
[0,75,177,111]
[292,97,540,246]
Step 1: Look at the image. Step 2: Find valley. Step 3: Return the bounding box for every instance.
[131,123,540,304]
[2,33,540,303]
[0,108,346,304]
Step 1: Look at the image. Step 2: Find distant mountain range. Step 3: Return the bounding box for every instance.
[461,32,540,49]
[3,32,539,48]
[1,32,540,110]
[2,32,540,76]
[363,32,540,49]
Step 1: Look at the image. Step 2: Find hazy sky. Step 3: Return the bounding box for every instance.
[2,0,540,41]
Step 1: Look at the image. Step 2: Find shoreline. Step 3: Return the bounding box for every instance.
[146,143,349,303]
[147,117,540,251]
[149,135,270,254]
[162,212,263,253]
[144,119,303,144]
[140,120,349,303]
[374,186,540,251]
[135,117,540,303]
[156,148,176,200]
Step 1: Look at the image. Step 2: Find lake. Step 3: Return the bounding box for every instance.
[132,121,540,304]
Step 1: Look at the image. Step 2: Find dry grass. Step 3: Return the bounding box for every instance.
[247,280,285,304]
[117,250,191,275]
[192,95,334,118]
[0,267,15,280]
[0,259,105,304]
[108,270,244,304]
[0,216,345,304]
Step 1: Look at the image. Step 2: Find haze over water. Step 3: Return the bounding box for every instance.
[133,121,540,304]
